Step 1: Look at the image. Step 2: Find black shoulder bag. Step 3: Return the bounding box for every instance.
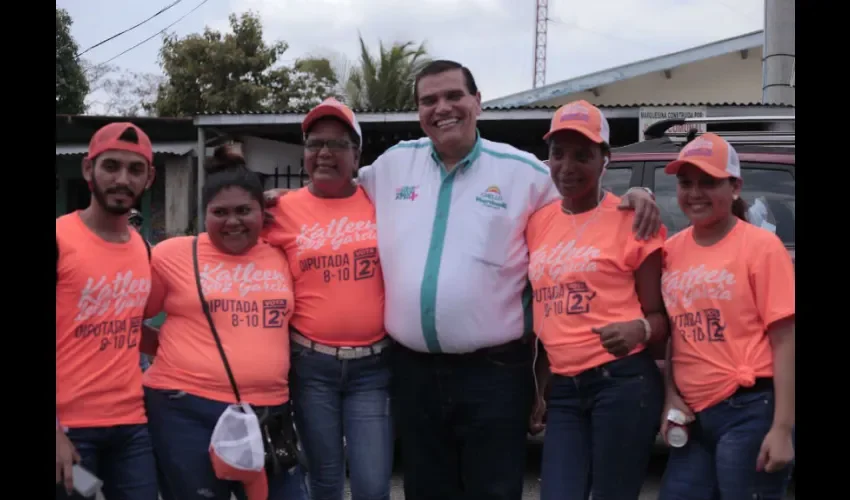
[191,237,304,475]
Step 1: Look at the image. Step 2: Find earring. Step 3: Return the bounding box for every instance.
[733,194,739,200]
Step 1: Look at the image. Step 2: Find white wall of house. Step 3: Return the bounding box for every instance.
[163,156,194,236]
[536,46,763,108]
[241,136,305,189]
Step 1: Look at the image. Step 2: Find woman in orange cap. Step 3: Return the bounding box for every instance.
[263,98,393,500]
[526,100,668,500]
[658,133,795,500]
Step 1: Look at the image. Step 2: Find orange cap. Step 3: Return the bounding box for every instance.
[86,122,154,165]
[543,100,610,144]
[664,133,741,179]
[210,446,268,500]
[302,98,362,148]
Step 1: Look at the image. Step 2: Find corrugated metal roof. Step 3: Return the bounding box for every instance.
[196,102,790,116]
[193,103,794,127]
[483,30,766,108]
[56,142,196,157]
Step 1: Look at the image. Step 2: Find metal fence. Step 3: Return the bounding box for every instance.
[258,164,308,190]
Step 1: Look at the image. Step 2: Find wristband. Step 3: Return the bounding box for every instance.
[638,318,652,343]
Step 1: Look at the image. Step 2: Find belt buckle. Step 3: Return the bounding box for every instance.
[337,347,358,360]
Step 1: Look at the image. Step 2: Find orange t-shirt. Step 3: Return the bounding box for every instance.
[662,221,795,412]
[263,186,385,347]
[56,212,150,428]
[526,194,666,376]
[142,234,294,406]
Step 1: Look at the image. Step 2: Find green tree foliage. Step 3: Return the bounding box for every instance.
[345,35,431,110]
[154,12,337,116]
[56,8,90,114]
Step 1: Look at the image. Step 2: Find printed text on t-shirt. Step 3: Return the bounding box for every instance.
[529,240,602,281]
[295,217,378,256]
[298,247,379,284]
[73,270,150,353]
[77,271,151,322]
[662,265,736,308]
[200,262,289,297]
[670,308,727,344]
[534,281,597,317]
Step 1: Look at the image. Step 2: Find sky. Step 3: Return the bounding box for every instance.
[58,0,764,114]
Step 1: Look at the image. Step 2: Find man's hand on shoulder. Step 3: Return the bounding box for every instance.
[618,187,662,240]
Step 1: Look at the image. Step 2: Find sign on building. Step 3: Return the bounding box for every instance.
[638,106,707,141]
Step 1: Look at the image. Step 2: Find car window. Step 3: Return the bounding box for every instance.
[653,163,795,246]
[601,167,634,195]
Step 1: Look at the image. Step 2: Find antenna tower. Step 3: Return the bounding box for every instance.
[533,0,549,88]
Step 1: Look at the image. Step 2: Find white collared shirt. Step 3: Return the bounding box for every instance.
[358,134,559,353]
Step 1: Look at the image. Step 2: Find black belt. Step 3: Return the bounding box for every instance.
[475,335,532,356]
[734,377,773,395]
[400,334,532,358]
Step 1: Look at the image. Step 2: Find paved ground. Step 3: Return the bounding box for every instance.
[354,441,797,500]
[132,441,795,500]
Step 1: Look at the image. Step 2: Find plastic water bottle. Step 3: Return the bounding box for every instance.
[665,408,689,448]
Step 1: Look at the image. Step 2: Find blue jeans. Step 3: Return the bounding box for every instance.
[391,339,534,500]
[541,350,664,500]
[56,424,158,500]
[144,387,309,500]
[290,343,393,500]
[659,385,795,500]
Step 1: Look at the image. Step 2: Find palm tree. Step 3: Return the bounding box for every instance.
[344,35,431,110]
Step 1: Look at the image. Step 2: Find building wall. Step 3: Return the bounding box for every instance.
[535,46,763,108]
[241,136,307,190]
[162,156,193,240]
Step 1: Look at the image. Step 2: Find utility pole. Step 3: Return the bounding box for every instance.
[196,127,206,233]
[762,0,795,106]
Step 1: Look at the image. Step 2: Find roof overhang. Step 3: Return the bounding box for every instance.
[56,141,196,157]
[193,107,596,126]
[483,30,765,108]
[194,104,793,128]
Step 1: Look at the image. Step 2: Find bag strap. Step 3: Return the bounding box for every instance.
[142,235,151,260]
[192,236,242,403]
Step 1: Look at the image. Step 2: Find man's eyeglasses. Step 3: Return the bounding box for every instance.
[305,139,355,152]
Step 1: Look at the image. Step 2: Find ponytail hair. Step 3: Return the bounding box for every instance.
[731,196,748,222]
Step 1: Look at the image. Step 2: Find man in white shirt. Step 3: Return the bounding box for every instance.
[266,60,660,499]
[354,60,661,500]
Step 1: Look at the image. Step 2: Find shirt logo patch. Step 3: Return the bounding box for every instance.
[475,185,507,210]
[395,185,419,201]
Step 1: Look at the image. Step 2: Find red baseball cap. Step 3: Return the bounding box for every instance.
[664,133,741,179]
[210,447,268,500]
[86,122,154,165]
[543,100,611,145]
[208,403,268,500]
[302,98,362,148]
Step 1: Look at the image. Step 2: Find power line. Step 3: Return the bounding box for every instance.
[96,0,211,68]
[76,0,185,58]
